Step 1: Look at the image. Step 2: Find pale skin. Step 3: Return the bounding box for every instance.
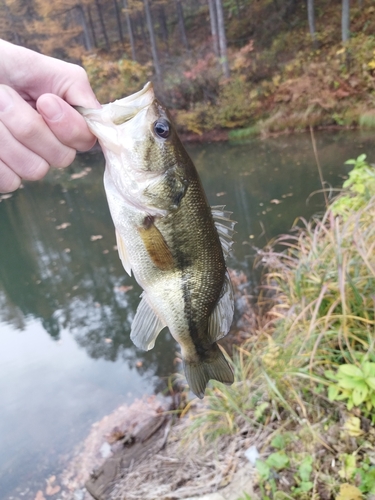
[0,39,101,193]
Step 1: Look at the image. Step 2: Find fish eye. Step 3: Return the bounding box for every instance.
[153,119,171,139]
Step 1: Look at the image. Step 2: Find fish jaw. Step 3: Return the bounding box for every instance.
[78,82,174,216]
[76,81,155,154]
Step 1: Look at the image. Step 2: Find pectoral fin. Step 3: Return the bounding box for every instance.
[131,293,166,351]
[138,218,174,271]
[207,271,234,343]
[115,230,132,276]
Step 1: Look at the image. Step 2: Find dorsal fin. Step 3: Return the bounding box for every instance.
[211,205,236,258]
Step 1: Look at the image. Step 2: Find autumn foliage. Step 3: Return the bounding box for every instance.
[1,0,375,136]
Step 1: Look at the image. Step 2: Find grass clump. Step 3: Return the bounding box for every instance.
[183,156,375,498]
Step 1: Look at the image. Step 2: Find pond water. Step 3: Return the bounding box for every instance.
[1,130,374,499]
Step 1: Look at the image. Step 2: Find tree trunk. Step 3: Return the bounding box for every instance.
[175,0,189,50]
[215,0,230,78]
[143,0,162,83]
[138,11,148,46]
[113,0,124,43]
[76,4,93,51]
[87,5,98,48]
[342,0,350,43]
[95,0,110,50]
[158,3,169,54]
[207,0,219,56]
[123,0,136,61]
[307,0,316,45]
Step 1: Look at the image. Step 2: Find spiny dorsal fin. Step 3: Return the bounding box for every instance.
[131,292,166,351]
[211,205,236,258]
[115,230,132,276]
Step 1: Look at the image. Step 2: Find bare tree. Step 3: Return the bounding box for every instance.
[175,0,189,50]
[143,0,162,83]
[158,2,169,53]
[215,0,230,78]
[113,0,124,44]
[95,0,110,50]
[207,0,219,56]
[75,4,93,51]
[307,0,316,45]
[87,5,98,48]
[342,0,350,43]
[123,0,136,61]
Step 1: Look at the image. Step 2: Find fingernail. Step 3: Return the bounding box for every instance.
[0,86,13,112]
[39,97,63,121]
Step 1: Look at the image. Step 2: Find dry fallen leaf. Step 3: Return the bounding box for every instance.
[56,222,71,230]
[70,167,92,180]
[0,194,13,201]
[35,491,46,500]
[336,483,363,500]
[115,285,134,293]
[90,235,103,241]
[45,475,61,496]
[45,484,60,496]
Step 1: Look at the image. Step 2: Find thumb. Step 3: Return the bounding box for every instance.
[37,94,97,152]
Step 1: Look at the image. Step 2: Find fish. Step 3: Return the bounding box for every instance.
[77,82,235,398]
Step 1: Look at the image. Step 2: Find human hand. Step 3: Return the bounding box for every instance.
[0,39,101,193]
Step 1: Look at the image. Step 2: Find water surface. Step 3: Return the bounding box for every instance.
[1,130,374,498]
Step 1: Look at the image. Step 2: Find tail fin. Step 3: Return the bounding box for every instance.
[183,343,234,399]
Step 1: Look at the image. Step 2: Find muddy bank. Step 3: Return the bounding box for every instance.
[56,270,258,500]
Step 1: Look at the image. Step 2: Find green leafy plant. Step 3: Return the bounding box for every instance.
[331,154,375,215]
[326,360,375,417]
[292,457,313,494]
[255,451,290,497]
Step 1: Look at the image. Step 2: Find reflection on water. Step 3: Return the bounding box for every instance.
[0,130,374,498]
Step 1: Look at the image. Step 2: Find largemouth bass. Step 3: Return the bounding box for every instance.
[78,82,235,398]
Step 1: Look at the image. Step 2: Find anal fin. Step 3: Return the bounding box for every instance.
[130,293,166,351]
[208,270,234,343]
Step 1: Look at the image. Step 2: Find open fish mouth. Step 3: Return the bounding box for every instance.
[75,81,155,125]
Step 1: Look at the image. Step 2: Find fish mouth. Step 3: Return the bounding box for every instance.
[76,82,155,125]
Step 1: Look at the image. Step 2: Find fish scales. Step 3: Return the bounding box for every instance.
[77,82,235,398]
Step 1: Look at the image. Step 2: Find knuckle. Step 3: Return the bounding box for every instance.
[54,148,76,168]
[18,117,41,142]
[26,159,49,181]
[71,64,88,82]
